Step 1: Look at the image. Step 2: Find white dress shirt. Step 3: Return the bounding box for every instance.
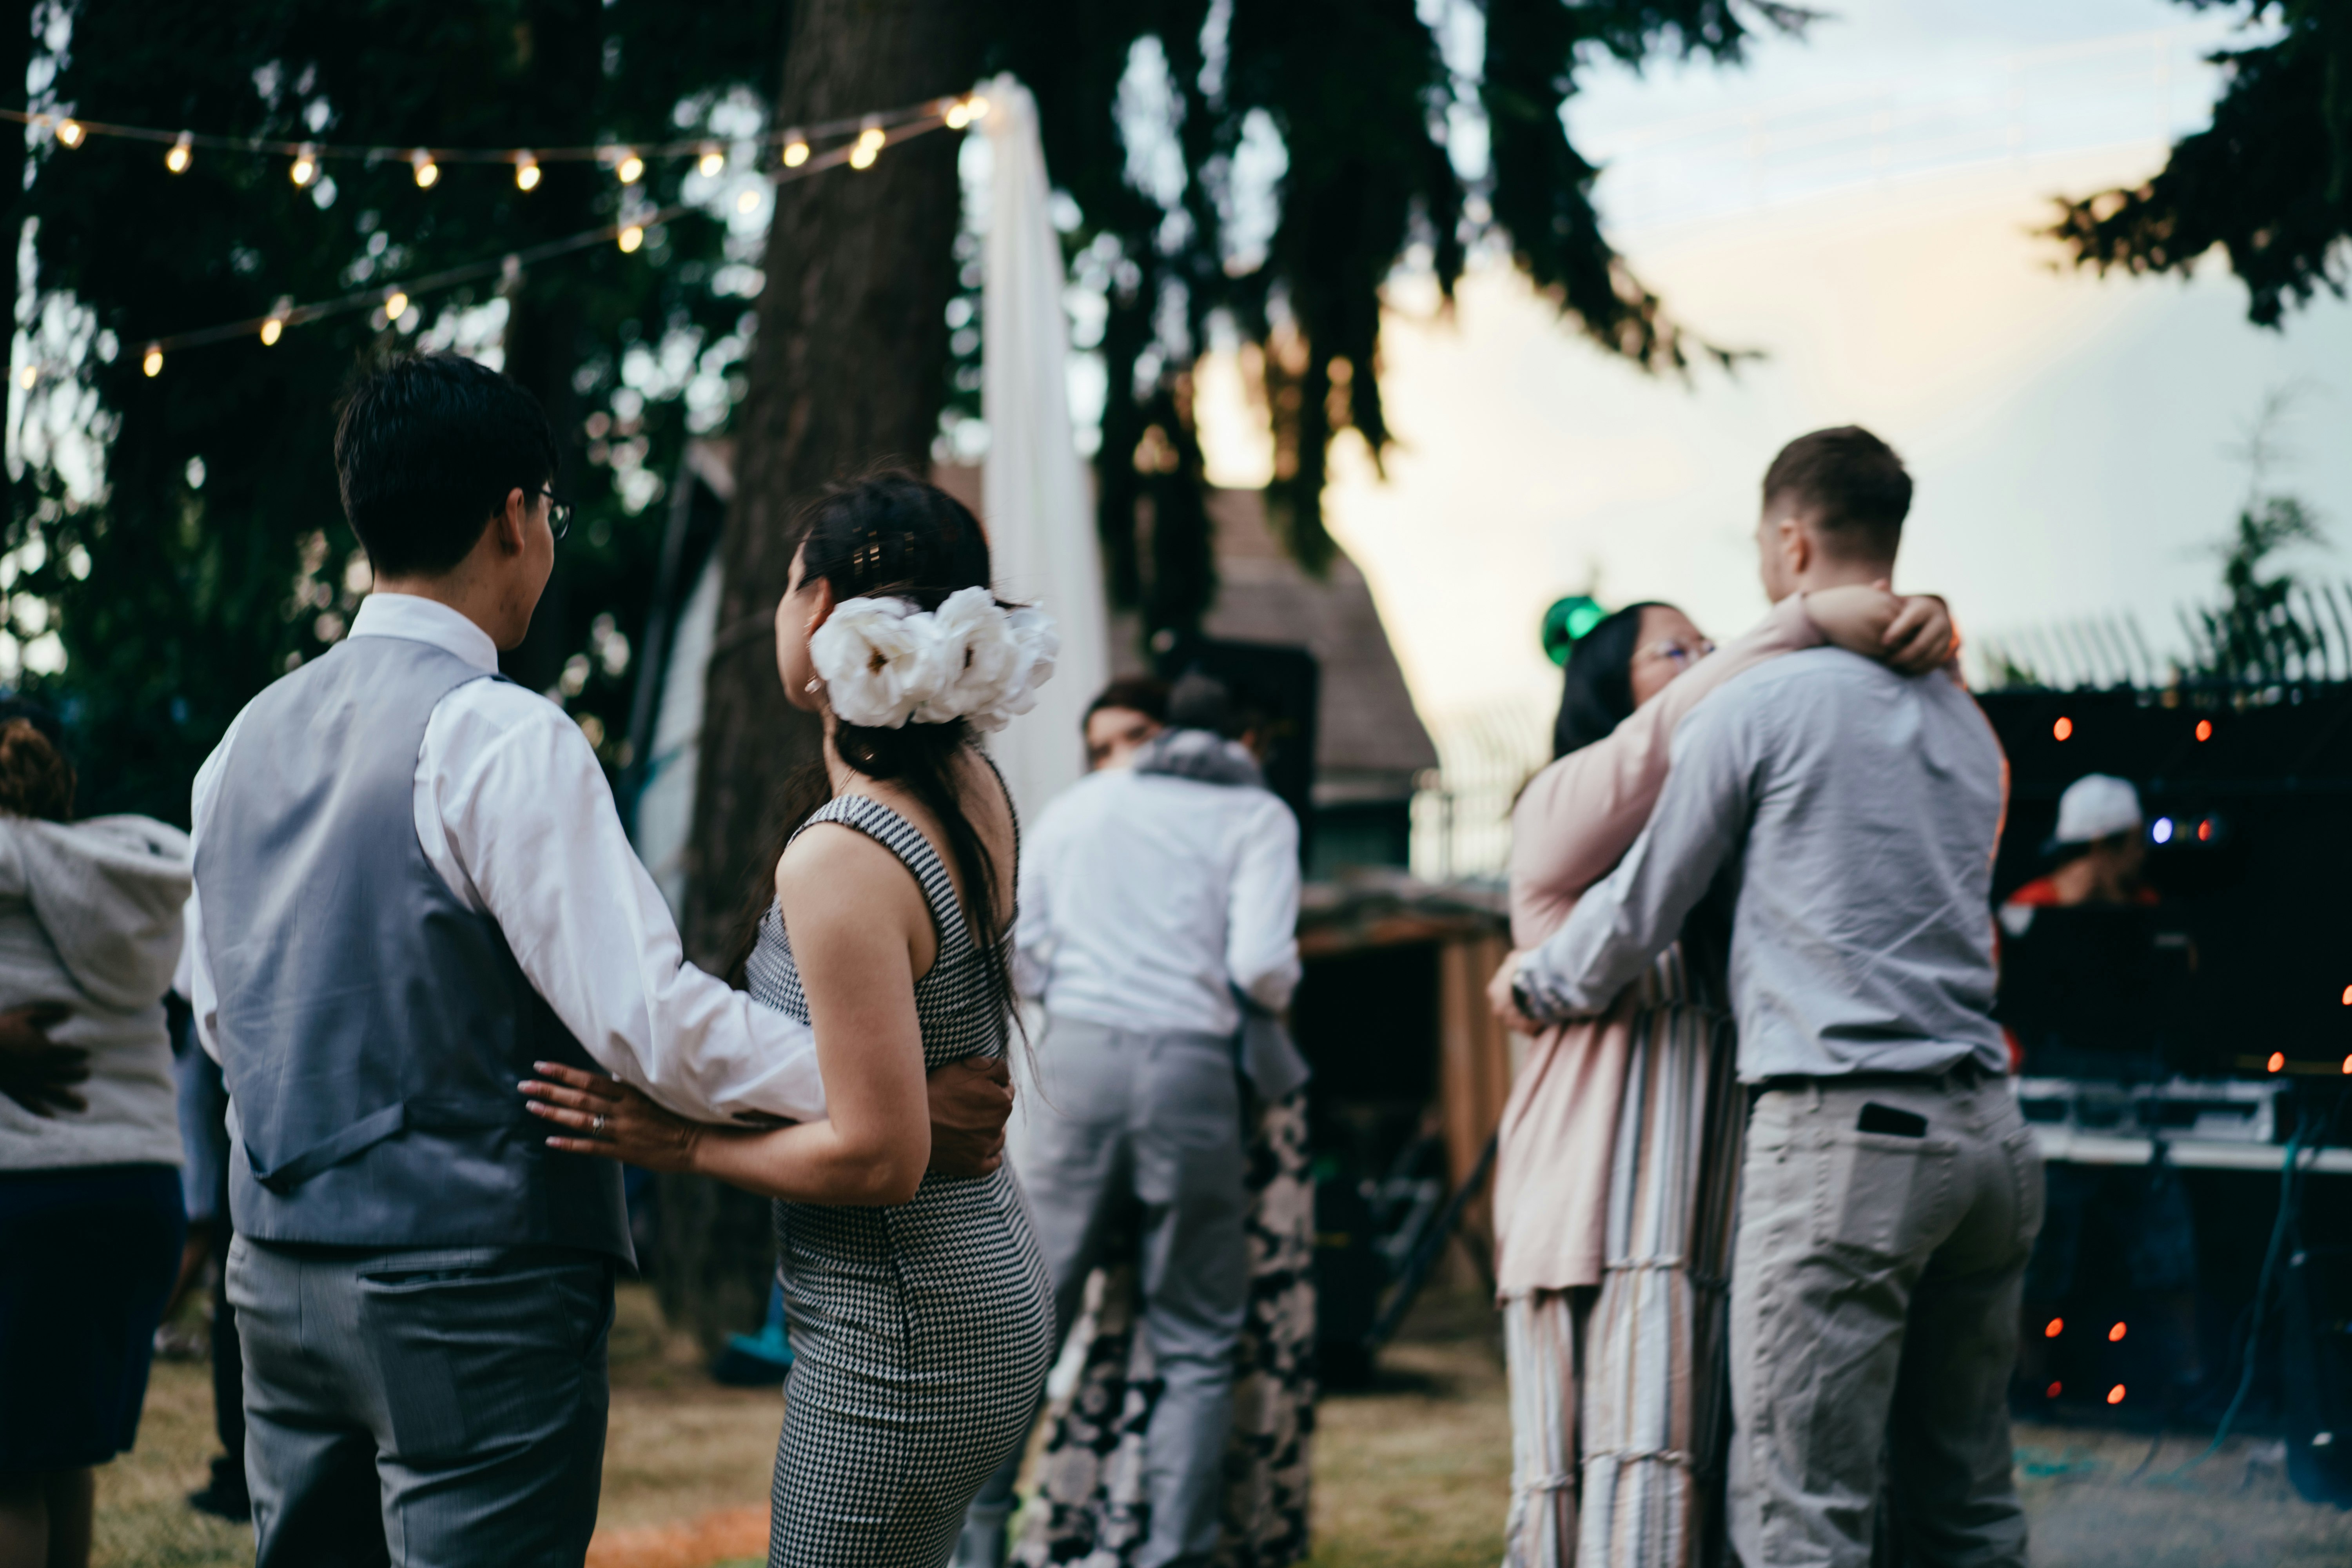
[1014,766,1301,1038]
[185,592,826,1123]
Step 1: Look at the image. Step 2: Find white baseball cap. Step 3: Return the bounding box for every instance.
[2049,773,2143,849]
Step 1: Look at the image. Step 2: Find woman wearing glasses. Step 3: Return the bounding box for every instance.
[1494,587,1956,1568]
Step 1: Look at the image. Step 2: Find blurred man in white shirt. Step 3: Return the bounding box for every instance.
[956,677,1301,1568]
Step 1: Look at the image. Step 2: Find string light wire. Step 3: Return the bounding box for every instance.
[125,105,957,361]
[2,94,972,170]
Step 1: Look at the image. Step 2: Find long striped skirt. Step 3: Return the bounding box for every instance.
[1501,978,1743,1568]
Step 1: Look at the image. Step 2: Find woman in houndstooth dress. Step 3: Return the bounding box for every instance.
[522,474,1054,1567]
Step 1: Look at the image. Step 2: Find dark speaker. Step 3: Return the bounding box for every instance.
[2283,1244,2352,1508]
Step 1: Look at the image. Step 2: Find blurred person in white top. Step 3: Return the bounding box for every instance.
[956,676,1301,1568]
[1013,676,1301,1036]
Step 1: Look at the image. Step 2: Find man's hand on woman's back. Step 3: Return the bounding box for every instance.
[927,1054,1014,1178]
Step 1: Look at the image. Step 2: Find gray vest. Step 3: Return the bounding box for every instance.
[196,634,631,1259]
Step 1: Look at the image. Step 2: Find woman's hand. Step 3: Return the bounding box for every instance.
[0,1003,83,1117]
[521,1060,708,1172]
[1806,584,1958,674]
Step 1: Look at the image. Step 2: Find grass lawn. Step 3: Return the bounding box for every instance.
[92,1279,2352,1568]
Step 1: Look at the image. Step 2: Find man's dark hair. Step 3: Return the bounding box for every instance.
[334,353,559,578]
[1085,676,1171,730]
[1761,425,1912,564]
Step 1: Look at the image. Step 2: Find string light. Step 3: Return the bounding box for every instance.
[55,118,83,148]
[696,144,724,178]
[2195,719,2213,741]
[165,132,191,173]
[411,149,439,189]
[943,94,991,131]
[2052,716,2074,741]
[381,289,409,322]
[615,149,644,184]
[2043,1318,2064,1339]
[2108,1322,2127,1343]
[2268,1051,2286,1073]
[15,365,33,390]
[2106,1385,2125,1405]
[116,90,964,365]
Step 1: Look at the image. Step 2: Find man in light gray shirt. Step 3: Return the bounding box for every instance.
[1503,427,2039,1567]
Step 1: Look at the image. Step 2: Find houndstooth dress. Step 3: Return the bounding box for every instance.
[747,793,1055,1568]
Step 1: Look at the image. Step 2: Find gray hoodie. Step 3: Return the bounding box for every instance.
[0,814,191,1170]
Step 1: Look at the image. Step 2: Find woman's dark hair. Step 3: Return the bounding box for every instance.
[0,717,74,821]
[1551,601,1666,759]
[335,352,559,579]
[733,470,1021,1041]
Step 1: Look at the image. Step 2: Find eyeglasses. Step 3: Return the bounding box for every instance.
[540,488,573,542]
[1634,637,1715,670]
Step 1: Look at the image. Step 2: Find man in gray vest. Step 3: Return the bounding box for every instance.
[187,353,1014,1566]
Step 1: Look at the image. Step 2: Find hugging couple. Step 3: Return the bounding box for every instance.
[188,352,1059,1567]
[1489,427,2044,1568]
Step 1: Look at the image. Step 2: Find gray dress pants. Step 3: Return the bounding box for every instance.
[1729,1073,2044,1568]
[967,1018,1248,1568]
[226,1236,615,1568]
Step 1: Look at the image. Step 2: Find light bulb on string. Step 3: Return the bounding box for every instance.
[382,290,410,324]
[944,94,989,131]
[290,145,318,186]
[735,187,761,214]
[696,144,724,178]
[515,152,540,191]
[781,136,809,168]
[15,365,34,390]
[965,96,990,122]
[615,149,644,185]
[165,133,192,174]
[411,150,439,189]
[141,344,162,377]
[617,224,645,254]
[261,298,292,346]
[55,118,83,148]
[849,125,885,171]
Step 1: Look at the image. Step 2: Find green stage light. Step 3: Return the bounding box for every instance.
[1542,595,1608,666]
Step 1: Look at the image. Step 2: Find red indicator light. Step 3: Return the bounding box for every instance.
[2195,719,2213,742]
[2342,984,2352,1006]
[2341,1055,2351,1076]
[2197,818,2213,842]
[2109,1322,2127,1343]
[2053,717,2074,741]
[2107,1385,2126,1405]
[2044,1318,2064,1339]
[2268,1052,2286,1073]
[2046,1381,2063,1399]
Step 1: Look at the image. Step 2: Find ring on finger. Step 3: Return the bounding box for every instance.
[592,1114,608,1134]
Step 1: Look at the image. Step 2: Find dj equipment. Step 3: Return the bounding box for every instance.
[2017,1077,2285,1145]
[1977,686,2352,1080]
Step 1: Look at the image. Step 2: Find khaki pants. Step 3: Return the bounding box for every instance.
[1729,1073,2043,1568]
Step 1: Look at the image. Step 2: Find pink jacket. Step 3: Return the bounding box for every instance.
[1492,593,1823,1296]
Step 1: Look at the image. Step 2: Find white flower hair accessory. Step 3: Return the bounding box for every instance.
[809,586,1058,733]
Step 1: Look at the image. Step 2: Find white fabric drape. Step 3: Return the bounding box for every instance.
[980,74,1111,830]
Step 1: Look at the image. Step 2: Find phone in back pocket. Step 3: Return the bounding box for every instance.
[1857,1102,1927,1138]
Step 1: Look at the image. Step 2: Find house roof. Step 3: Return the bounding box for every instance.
[1199,488,1439,784]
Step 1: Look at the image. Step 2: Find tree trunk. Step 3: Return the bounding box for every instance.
[496,0,605,695]
[659,0,985,1356]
